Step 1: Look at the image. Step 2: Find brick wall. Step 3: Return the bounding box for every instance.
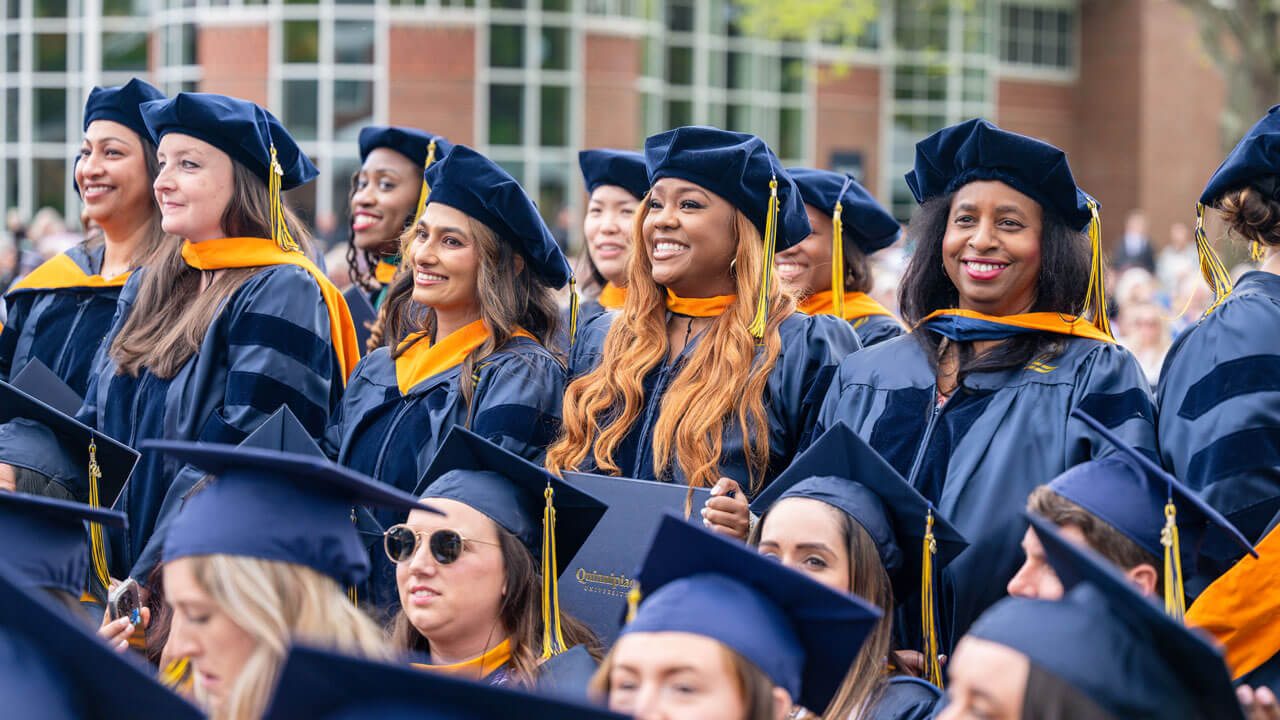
[582,33,642,150]
[814,64,882,199]
[996,79,1077,159]
[197,25,269,106]
[387,25,476,145]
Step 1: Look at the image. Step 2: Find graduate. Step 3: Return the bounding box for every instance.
[1158,106,1280,553]
[142,440,432,720]
[1009,408,1254,608]
[546,127,860,537]
[0,91,361,584]
[0,78,165,395]
[263,644,631,720]
[387,427,605,694]
[574,148,648,323]
[326,145,569,610]
[939,515,1244,720]
[345,126,451,352]
[590,514,880,720]
[0,564,204,720]
[814,119,1157,650]
[781,168,904,347]
[748,423,967,720]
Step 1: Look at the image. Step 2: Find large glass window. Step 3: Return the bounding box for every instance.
[1001,5,1075,69]
[34,88,66,142]
[5,33,19,73]
[540,85,568,147]
[334,80,374,141]
[33,0,67,17]
[540,26,569,70]
[35,33,68,72]
[5,88,17,143]
[490,25,524,68]
[284,21,320,64]
[102,32,148,72]
[282,79,319,141]
[335,21,374,65]
[488,84,524,145]
[35,157,65,213]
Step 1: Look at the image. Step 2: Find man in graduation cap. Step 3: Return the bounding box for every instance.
[1006,408,1254,618]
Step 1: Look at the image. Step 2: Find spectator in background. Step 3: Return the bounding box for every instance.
[1157,222,1198,293]
[26,207,80,261]
[1113,210,1156,273]
[1169,273,1214,338]
[1114,266,1162,311]
[1116,301,1170,384]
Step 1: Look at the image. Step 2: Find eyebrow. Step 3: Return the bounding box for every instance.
[367,168,404,178]
[794,542,835,553]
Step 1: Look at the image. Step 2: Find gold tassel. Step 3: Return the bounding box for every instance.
[567,275,580,347]
[411,139,439,228]
[1252,240,1267,263]
[1162,501,1187,621]
[921,509,944,689]
[626,582,641,624]
[541,484,567,658]
[1079,199,1113,338]
[86,439,110,596]
[346,508,358,607]
[160,657,190,690]
[831,199,846,318]
[747,175,779,340]
[268,145,300,253]
[1194,202,1234,315]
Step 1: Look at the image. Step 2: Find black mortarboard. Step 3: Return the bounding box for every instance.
[358,126,453,168]
[0,492,125,597]
[789,167,900,254]
[624,514,881,712]
[83,77,165,143]
[579,148,649,200]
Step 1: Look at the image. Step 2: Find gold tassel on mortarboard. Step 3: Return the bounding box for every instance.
[269,145,300,253]
[411,139,440,228]
[541,485,568,658]
[87,439,111,599]
[921,509,944,689]
[1079,198,1113,339]
[1193,202,1235,315]
[1162,500,1187,620]
[747,175,779,341]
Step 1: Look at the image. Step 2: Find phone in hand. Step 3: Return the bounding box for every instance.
[108,578,141,626]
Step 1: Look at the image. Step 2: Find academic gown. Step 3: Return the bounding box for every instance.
[1157,271,1280,554]
[798,289,905,349]
[865,676,940,720]
[326,322,566,610]
[0,238,358,581]
[0,243,128,396]
[814,332,1157,651]
[568,309,861,493]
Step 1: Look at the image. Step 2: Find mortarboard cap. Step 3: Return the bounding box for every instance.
[424,145,571,289]
[358,126,453,169]
[557,471,712,644]
[624,513,881,711]
[12,357,83,417]
[1065,408,1255,617]
[1200,105,1280,206]
[0,492,125,597]
[963,514,1244,720]
[83,77,165,144]
[143,440,438,586]
[905,118,1093,232]
[579,149,650,200]
[0,564,204,720]
[788,168,900,255]
[263,643,631,720]
[417,427,607,657]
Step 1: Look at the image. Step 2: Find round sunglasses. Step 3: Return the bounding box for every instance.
[383,524,499,565]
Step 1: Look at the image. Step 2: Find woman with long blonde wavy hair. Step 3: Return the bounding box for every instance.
[326,145,569,613]
[144,439,432,720]
[545,127,860,538]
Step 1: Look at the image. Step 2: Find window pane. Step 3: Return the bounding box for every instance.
[540,26,568,70]
[103,0,142,14]
[102,32,148,71]
[727,51,750,90]
[666,0,694,32]
[490,24,524,68]
[540,85,567,147]
[5,159,17,212]
[666,99,691,128]
[331,157,361,235]
[33,0,66,17]
[333,80,373,141]
[182,23,197,65]
[543,0,568,9]
[285,0,318,4]
[35,158,65,214]
[779,107,803,160]
[5,33,19,73]
[492,0,524,6]
[335,21,374,64]
[538,162,569,245]
[726,103,750,133]
[780,56,804,94]
[5,88,17,142]
[283,163,317,226]
[488,84,524,145]
[666,46,693,85]
[35,88,66,142]
[284,21,319,63]
[496,160,525,184]
[35,34,67,72]
[282,80,319,141]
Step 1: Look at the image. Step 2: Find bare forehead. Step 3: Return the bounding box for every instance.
[83,119,143,147]
[950,180,1042,216]
[156,132,219,156]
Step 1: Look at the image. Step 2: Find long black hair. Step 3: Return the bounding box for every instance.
[899,191,1092,384]
[344,168,418,292]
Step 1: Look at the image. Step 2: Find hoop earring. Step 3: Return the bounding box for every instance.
[729,257,738,276]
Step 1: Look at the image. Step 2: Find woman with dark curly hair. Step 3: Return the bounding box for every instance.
[1158,107,1280,567]
[814,119,1156,654]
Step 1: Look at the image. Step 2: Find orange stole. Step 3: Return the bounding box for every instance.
[597,283,627,310]
[374,260,398,284]
[181,237,360,381]
[411,638,512,680]
[394,319,535,394]
[665,289,736,317]
[7,252,130,294]
[1187,523,1280,679]
[798,290,900,324]
[918,308,1116,344]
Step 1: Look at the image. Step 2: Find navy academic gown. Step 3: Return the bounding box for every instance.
[852,314,905,348]
[568,309,861,494]
[866,676,941,720]
[326,333,566,610]
[815,332,1157,651]
[1158,271,1280,554]
[0,243,127,396]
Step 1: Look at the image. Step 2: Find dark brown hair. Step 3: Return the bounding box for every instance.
[389,524,600,688]
[1027,486,1163,595]
[1217,186,1280,248]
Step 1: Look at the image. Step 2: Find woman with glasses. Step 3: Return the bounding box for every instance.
[383,428,604,694]
[327,146,569,612]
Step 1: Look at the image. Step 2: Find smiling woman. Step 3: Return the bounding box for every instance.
[0,78,166,397]
[813,119,1157,655]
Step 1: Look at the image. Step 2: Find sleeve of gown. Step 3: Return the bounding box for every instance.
[566,311,612,380]
[774,313,862,454]
[0,293,31,382]
[470,348,567,463]
[1065,341,1159,464]
[196,265,344,444]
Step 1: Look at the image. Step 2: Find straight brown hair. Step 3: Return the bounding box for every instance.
[110,160,313,379]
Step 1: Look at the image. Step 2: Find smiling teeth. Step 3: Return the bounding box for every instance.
[655,241,685,253]
[411,588,437,597]
[968,262,1005,272]
[417,271,446,282]
[84,185,112,193]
